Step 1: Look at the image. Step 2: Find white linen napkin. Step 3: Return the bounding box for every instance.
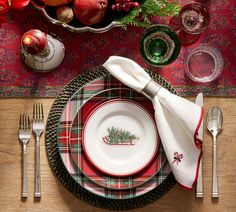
[103,56,203,189]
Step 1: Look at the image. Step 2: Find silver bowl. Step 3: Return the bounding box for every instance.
[31,0,122,33]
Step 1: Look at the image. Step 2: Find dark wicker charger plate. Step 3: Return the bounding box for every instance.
[45,66,176,210]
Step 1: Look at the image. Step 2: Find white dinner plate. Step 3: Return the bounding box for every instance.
[82,99,158,177]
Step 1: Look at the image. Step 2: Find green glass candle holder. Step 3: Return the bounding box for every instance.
[139,25,181,67]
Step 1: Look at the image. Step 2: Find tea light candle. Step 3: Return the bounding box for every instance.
[21,29,65,72]
[21,29,47,55]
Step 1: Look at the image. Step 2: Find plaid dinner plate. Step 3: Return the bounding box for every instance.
[57,74,172,199]
[69,88,166,189]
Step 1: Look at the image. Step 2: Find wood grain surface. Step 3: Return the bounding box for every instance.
[0,98,235,212]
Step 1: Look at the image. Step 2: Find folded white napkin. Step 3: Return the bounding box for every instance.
[103,56,203,189]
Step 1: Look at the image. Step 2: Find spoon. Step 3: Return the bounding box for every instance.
[207,106,223,198]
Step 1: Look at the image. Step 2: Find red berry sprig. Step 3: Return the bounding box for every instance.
[111,0,139,12]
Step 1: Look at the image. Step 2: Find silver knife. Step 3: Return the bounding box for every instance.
[195,93,204,198]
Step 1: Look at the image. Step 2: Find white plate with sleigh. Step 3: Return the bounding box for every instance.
[82,99,159,177]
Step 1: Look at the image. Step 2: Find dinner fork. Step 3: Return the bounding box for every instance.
[33,103,44,198]
[19,114,31,198]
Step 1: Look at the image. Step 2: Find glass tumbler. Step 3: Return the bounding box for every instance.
[185,45,224,83]
[169,2,210,46]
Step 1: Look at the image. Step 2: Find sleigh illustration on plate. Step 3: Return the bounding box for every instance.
[103,127,139,145]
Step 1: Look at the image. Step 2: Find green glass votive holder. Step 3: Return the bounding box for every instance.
[139,25,181,67]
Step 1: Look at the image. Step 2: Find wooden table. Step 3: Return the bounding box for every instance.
[0,97,236,212]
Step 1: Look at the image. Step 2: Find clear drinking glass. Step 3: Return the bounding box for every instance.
[185,45,224,83]
[139,24,181,67]
[169,2,210,46]
[179,3,210,34]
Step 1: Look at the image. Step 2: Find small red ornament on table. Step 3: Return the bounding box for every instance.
[21,29,47,55]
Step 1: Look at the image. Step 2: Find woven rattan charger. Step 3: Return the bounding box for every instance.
[45,66,176,210]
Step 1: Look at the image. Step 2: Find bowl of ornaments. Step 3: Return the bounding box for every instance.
[31,0,180,33]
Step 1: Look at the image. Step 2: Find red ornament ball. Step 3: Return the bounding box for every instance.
[21,29,47,55]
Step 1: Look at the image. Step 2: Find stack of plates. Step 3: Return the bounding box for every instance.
[56,74,172,200]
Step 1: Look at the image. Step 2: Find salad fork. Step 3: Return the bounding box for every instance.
[33,103,45,198]
[19,114,31,198]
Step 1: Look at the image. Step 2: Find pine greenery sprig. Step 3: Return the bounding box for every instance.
[107,127,138,144]
[117,0,180,28]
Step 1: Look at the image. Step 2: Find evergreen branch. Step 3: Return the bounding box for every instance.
[107,127,139,144]
[117,0,181,28]
[117,8,151,28]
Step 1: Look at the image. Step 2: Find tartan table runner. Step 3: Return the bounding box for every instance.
[0,0,236,97]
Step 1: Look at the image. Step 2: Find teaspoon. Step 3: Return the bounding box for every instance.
[207,106,223,198]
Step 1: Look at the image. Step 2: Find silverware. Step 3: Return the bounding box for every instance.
[32,103,45,198]
[195,93,204,198]
[19,114,31,198]
[207,106,223,198]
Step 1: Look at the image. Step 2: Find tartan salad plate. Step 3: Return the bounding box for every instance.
[69,88,166,189]
[82,99,159,177]
[57,74,172,199]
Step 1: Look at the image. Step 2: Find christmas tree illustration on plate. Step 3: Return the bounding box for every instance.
[103,127,139,145]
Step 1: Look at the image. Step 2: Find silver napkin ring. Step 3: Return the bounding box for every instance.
[141,79,161,100]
